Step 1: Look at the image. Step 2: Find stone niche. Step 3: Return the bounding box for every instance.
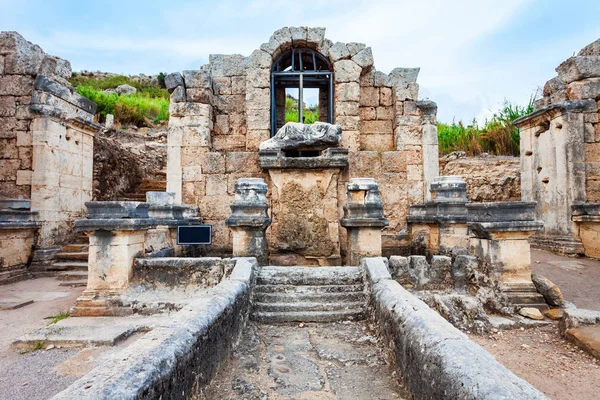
[165,26,440,264]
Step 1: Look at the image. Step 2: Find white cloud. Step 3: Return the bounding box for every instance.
[11,0,600,122]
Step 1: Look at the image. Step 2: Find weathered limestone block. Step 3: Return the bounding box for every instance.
[452,255,477,293]
[374,71,392,88]
[247,49,271,69]
[334,60,362,83]
[225,178,271,265]
[341,178,389,265]
[329,42,350,61]
[566,77,600,100]
[165,72,184,92]
[352,47,373,69]
[259,122,342,151]
[209,54,247,77]
[0,31,45,76]
[289,26,307,47]
[389,255,409,281]
[307,27,326,47]
[336,82,360,102]
[556,56,600,84]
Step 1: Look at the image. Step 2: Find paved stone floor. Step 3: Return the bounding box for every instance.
[202,321,410,400]
[531,249,600,311]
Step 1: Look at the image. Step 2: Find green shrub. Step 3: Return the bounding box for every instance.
[75,86,169,126]
[71,74,170,127]
[438,97,535,156]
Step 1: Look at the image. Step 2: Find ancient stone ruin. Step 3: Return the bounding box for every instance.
[163,26,439,265]
[515,40,600,258]
[1,27,600,400]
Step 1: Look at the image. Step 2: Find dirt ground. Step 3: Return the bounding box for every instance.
[531,249,600,311]
[471,324,600,400]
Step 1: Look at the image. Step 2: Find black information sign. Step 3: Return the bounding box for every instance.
[177,225,212,245]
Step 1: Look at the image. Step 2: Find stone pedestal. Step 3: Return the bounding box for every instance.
[71,200,201,316]
[467,202,547,310]
[407,176,468,256]
[572,203,600,259]
[341,178,388,266]
[0,199,40,283]
[260,148,348,266]
[225,178,271,265]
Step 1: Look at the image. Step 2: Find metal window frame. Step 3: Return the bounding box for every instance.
[270,48,333,136]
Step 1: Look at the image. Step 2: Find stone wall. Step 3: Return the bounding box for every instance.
[166,27,439,263]
[363,258,547,400]
[54,258,256,400]
[0,31,98,269]
[516,38,600,256]
[440,154,521,202]
[533,38,600,203]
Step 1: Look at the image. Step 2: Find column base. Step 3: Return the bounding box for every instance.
[71,289,133,317]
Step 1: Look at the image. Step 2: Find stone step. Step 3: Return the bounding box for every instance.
[251,309,365,323]
[55,252,89,261]
[254,291,365,303]
[57,271,89,281]
[72,235,89,244]
[61,244,89,252]
[50,262,89,271]
[254,284,364,294]
[254,301,365,313]
[59,280,88,288]
[257,266,363,286]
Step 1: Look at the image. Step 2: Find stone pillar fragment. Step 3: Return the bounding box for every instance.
[407,176,468,256]
[225,178,271,265]
[341,178,389,265]
[467,202,547,310]
[70,201,154,316]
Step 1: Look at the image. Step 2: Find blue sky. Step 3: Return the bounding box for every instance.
[1,0,599,122]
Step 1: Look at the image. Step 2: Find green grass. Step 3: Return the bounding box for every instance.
[284,96,320,124]
[44,311,70,325]
[70,75,170,127]
[438,97,535,156]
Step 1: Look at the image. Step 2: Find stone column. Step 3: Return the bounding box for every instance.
[467,202,547,309]
[225,178,271,265]
[341,178,389,266]
[71,202,155,316]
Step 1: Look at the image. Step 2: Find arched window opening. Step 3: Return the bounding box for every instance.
[271,47,333,136]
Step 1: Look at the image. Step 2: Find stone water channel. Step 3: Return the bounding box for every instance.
[202,321,410,400]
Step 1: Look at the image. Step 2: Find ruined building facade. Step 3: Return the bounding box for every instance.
[0,32,98,280]
[165,27,439,265]
[516,38,600,258]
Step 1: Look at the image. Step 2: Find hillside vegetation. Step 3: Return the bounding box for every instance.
[70,74,170,127]
[437,98,535,156]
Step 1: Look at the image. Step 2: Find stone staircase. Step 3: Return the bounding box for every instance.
[51,234,89,287]
[119,174,167,202]
[251,266,366,323]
